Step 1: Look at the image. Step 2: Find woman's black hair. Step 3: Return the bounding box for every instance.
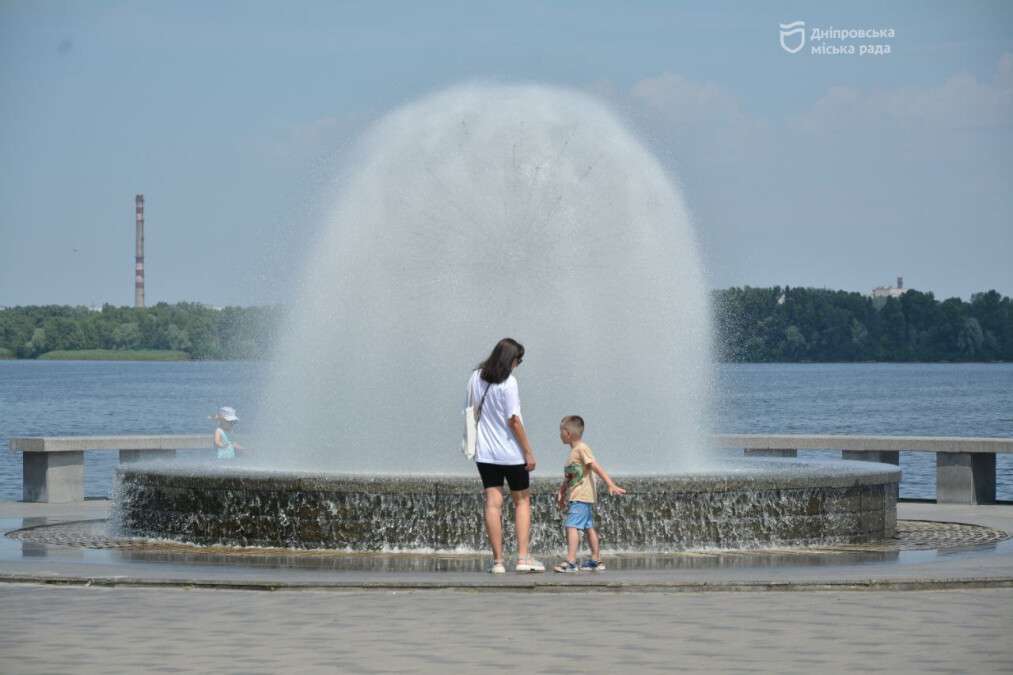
[478,338,525,385]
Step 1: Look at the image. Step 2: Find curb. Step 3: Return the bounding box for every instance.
[2,573,1012,593]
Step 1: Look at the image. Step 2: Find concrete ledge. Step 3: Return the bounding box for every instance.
[10,435,210,453]
[744,448,797,458]
[15,434,1012,455]
[22,452,83,503]
[8,433,1012,506]
[120,449,177,464]
[843,450,900,465]
[724,434,1012,504]
[717,434,1013,454]
[9,435,211,503]
[2,573,1011,593]
[937,453,996,505]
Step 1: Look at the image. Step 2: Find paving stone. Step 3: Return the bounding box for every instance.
[1,586,1010,674]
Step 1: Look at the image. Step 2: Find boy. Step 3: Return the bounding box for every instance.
[554,415,626,573]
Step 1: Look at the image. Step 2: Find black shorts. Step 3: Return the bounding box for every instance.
[476,462,530,491]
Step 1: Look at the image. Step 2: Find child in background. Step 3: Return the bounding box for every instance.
[554,415,626,573]
[212,406,242,459]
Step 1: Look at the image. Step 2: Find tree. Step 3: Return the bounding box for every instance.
[2,291,1008,362]
[187,314,220,359]
[878,297,908,360]
[970,291,1007,361]
[782,325,808,360]
[111,322,142,350]
[850,318,870,355]
[42,317,85,351]
[166,324,191,352]
[957,317,985,358]
[20,327,47,358]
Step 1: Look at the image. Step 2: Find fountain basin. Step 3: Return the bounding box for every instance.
[113,459,899,552]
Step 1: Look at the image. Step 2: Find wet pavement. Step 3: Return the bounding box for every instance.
[1,501,1012,590]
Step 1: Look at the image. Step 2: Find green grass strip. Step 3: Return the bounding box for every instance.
[37,349,191,361]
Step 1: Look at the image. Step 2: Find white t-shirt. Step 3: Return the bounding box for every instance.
[466,370,525,465]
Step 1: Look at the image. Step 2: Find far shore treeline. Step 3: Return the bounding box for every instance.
[714,287,1012,362]
[0,287,1011,362]
[0,303,282,361]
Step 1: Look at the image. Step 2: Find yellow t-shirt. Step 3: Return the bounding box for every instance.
[564,442,597,503]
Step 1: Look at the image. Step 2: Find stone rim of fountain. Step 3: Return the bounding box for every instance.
[114,457,900,493]
[112,458,901,552]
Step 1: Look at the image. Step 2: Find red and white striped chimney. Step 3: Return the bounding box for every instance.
[135,194,145,308]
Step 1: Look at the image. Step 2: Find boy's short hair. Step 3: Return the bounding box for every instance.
[561,415,585,436]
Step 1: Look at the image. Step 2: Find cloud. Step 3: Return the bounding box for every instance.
[596,72,774,172]
[253,111,377,177]
[585,54,1013,298]
[259,116,346,163]
[793,52,1013,133]
[630,73,751,129]
[605,53,1012,158]
[999,52,1013,89]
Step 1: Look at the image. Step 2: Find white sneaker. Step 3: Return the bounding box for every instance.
[515,557,545,573]
[488,560,506,574]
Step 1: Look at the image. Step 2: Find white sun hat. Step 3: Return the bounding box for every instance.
[216,406,239,422]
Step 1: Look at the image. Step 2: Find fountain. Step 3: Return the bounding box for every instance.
[114,83,899,552]
[115,461,898,551]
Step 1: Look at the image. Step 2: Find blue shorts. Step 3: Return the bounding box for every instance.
[564,501,594,530]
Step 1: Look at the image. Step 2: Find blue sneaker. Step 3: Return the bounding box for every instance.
[580,559,606,572]
[553,560,579,573]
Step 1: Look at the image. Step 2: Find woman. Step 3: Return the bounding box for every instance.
[466,338,544,574]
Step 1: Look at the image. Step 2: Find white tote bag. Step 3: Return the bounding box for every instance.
[462,377,492,460]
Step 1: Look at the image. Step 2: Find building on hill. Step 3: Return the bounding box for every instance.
[871,276,909,300]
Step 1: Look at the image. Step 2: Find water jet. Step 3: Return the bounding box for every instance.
[113,84,900,553]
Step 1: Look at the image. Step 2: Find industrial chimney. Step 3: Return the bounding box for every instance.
[135,194,145,308]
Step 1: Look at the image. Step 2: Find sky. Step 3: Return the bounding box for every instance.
[1,0,1011,306]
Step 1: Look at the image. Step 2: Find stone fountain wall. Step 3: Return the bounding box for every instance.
[113,460,899,552]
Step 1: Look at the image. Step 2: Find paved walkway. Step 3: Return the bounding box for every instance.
[2,501,1013,672]
[1,585,1011,673]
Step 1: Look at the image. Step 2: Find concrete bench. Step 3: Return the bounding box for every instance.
[9,435,211,503]
[12,433,1012,506]
[716,434,1013,506]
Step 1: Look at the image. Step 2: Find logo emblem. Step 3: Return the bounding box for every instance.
[779,21,806,54]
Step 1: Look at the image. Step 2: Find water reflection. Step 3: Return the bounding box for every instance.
[4,517,1007,575]
[68,546,908,572]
